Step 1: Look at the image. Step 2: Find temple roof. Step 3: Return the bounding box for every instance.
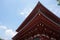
[16,2,60,32]
[12,2,60,40]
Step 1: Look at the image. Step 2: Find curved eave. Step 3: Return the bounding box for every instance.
[16,2,60,32]
[16,2,40,32]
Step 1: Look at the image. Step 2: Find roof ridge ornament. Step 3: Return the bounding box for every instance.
[38,1,40,4]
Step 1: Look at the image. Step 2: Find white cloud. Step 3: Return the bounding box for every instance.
[18,8,33,18]
[0,25,17,40]
[5,29,17,37]
[0,25,7,30]
[20,12,25,15]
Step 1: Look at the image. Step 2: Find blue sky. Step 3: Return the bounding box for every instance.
[0,0,60,40]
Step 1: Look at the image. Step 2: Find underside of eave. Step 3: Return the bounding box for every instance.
[39,10,60,31]
[12,11,60,40]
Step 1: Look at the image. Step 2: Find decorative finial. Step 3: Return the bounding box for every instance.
[38,1,40,4]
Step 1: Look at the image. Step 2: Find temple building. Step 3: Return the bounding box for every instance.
[12,2,60,40]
